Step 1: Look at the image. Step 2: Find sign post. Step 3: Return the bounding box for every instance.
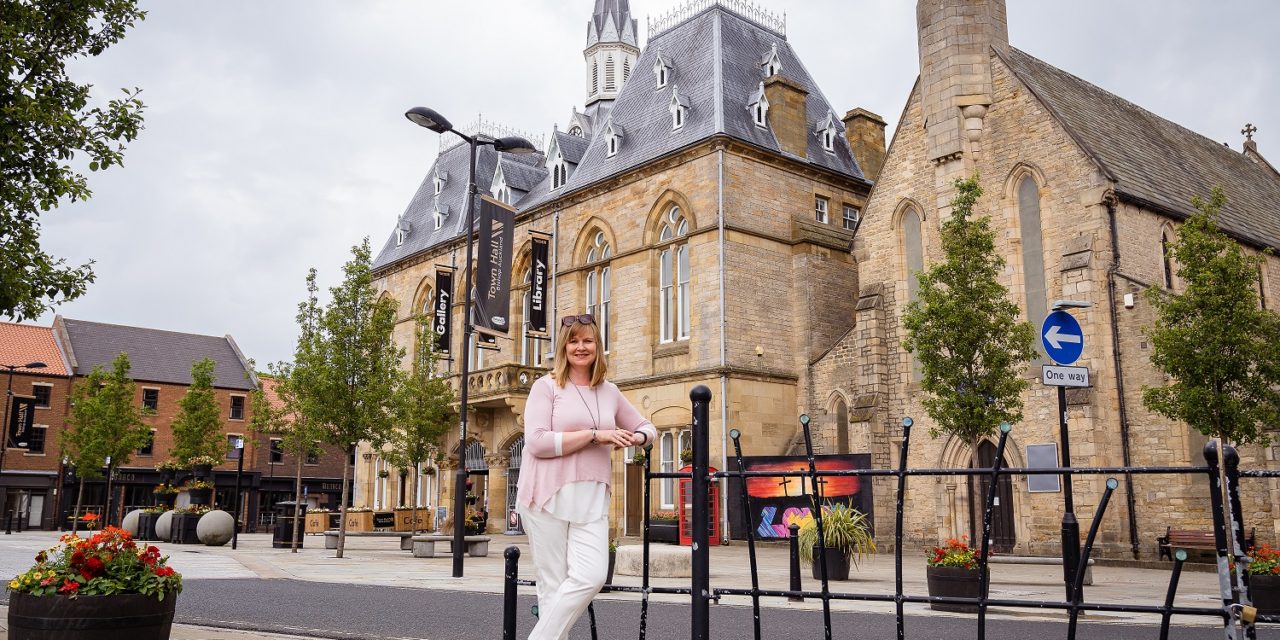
[1041,309,1086,601]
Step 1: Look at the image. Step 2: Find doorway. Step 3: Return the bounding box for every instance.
[968,440,1016,553]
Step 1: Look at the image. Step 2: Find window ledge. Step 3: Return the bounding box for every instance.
[653,342,690,358]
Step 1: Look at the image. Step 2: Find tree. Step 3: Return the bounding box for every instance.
[170,358,226,464]
[307,239,404,558]
[1,1,147,320]
[386,315,457,533]
[248,366,322,553]
[1143,187,1280,448]
[62,352,151,532]
[901,175,1038,532]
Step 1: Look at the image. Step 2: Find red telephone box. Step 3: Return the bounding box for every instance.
[677,465,720,546]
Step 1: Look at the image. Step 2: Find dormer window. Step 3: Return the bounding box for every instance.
[433,170,448,195]
[491,165,511,204]
[568,125,584,137]
[761,43,782,77]
[604,122,624,158]
[396,215,410,246]
[749,82,769,128]
[669,85,689,131]
[653,48,672,89]
[816,112,841,153]
[433,203,449,230]
[552,161,567,189]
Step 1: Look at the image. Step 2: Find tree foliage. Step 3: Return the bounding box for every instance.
[901,176,1038,444]
[1143,187,1280,446]
[62,352,151,479]
[170,358,226,463]
[387,315,455,474]
[1,0,147,320]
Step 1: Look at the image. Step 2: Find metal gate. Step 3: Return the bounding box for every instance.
[503,386,1278,640]
[505,437,524,534]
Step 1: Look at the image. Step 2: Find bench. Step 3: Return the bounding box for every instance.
[323,530,414,551]
[987,555,1094,585]
[1158,527,1255,561]
[411,534,491,558]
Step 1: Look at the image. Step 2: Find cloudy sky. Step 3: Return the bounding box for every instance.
[32,0,1278,367]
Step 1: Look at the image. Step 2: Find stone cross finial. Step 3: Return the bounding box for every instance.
[1243,123,1258,141]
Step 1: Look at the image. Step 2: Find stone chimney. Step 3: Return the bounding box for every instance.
[843,108,887,181]
[764,74,810,158]
[916,0,1008,163]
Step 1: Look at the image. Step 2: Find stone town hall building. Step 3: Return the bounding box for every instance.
[368,0,884,539]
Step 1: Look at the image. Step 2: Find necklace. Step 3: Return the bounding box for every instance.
[572,382,601,431]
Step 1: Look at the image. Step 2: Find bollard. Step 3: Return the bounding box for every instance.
[788,522,803,602]
[16,510,23,533]
[503,546,520,640]
[4,510,12,535]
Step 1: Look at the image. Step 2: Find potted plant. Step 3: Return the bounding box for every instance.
[630,449,648,466]
[649,510,679,544]
[154,460,184,485]
[1247,545,1280,616]
[679,448,693,466]
[169,506,210,544]
[605,539,618,592]
[422,466,436,476]
[798,503,876,581]
[183,479,214,506]
[465,506,488,535]
[377,469,390,479]
[187,455,220,479]
[152,483,180,509]
[7,527,182,639]
[925,536,987,613]
[136,506,168,541]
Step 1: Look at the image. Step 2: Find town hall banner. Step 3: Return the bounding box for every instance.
[475,195,515,337]
[726,453,874,540]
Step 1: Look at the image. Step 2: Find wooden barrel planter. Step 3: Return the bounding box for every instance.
[925,565,986,613]
[7,592,176,640]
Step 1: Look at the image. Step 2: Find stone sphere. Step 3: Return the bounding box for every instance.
[120,509,144,536]
[197,510,235,546]
[154,511,174,540]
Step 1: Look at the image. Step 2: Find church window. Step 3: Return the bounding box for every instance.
[568,125,583,137]
[815,196,829,224]
[902,205,924,381]
[520,268,545,367]
[552,160,567,190]
[1017,176,1048,355]
[835,398,849,454]
[585,231,612,352]
[659,206,691,342]
[1161,227,1175,289]
[605,56,616,92]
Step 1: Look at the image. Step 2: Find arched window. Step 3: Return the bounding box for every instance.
[585,231,612,352]
[465,441,487,471]
[520,267,544,366]
[1017,176,1048,355]
[659,206,691,342]
[835,399,849,454]
[1161,226,1175,289]
[901,206,924,381]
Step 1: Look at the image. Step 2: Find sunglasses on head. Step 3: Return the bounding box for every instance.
[560,314,596,327]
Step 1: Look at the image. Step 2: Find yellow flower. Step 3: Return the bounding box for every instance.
[9,579,20,589]
[30,571,41,580]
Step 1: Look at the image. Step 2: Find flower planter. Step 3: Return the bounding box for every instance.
[649,520,679,544]
[1251,574,1280,617]
[153,493,177,509]
[136,512,160,541]
[305,513,332,534]
[7,591,177,640]
[169,513,201,545]
[809,549,852,581]
[344,511,374,532]
[394,511,430,532]
[187,488,212,506]
[191,463,213,479]
[926,565,986,613]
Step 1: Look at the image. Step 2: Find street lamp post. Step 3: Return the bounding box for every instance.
[404,106,536,578]
[2,361,47,529]
[1050,299,1090,601]
[233,436,245,550]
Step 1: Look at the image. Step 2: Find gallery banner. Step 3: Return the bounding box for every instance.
[474,195,515,337]
[528,231,551,336]
[431,268,454,354]
[725,453,874,540]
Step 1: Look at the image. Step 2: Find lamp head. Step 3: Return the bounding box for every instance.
[405,106,453,134]
[1051,300,1092,311]
[493,135,538,154]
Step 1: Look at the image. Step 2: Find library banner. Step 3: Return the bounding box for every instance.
[431,268,454,354]
[475,195,515,337]
[528,231,551,336]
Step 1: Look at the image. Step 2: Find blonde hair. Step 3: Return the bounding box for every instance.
[552,320,608,388]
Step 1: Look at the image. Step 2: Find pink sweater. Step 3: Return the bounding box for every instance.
[517,374,657,510]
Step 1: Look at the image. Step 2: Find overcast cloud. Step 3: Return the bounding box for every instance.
[31,0,1278,368]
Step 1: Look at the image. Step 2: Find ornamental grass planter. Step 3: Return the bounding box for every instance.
[7,591,177,640]
[809,549,853,581]
[925,565,987,613]
[1251,574,1280,617]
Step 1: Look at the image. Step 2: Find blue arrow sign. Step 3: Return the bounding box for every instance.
[1041,311,1084,365]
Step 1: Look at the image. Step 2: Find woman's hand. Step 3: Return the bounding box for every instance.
[600,428,635,449]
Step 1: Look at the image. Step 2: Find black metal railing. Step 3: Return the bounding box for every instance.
[503,386,1279,639]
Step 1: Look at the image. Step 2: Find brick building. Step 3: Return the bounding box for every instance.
[369,0,883,538]
[810,0,1280,558]
[0,322,74,529]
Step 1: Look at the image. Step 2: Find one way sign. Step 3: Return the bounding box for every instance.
[1041,310,1084,365]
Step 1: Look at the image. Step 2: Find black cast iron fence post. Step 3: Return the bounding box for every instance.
[975,423,1010,640]
[730,428,763,639]
[895,417,913,640]
[689,384,712,640]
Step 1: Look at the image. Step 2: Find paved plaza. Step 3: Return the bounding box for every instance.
[0,529,1251,638]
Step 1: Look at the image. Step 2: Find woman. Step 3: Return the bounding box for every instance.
[517,314,657,640]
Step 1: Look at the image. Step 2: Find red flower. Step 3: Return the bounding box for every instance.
[58,579,79,594]
[154,566,175,577]
[147,546,160,555]
[84,557,104,576]
[70,551,85,565]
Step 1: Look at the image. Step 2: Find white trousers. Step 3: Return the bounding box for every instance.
[520,506,609,640]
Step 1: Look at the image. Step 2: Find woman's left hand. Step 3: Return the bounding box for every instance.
[600,429,634,449]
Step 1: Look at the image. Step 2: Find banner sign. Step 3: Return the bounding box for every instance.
[474,196,515,337]
[432,268,454,354]
[725,454,874,540]
[7,395,35,448]
[528,232,551,336]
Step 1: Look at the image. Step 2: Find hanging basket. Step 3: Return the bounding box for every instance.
[7,592,177,640]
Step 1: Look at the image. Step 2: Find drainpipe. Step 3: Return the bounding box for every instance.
[552,206,560,345]
[717,145,730,544]
[1106,193,1141,559]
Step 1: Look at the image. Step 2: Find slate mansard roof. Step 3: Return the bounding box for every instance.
[56,317,257,390]
[374,3,867,272]
[998,47,1280,252]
